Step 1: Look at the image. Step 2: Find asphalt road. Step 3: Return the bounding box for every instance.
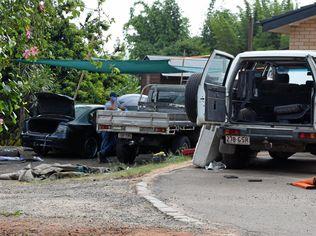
[153,152,316,236]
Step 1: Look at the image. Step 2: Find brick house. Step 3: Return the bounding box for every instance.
[261,3,316,50]
[140,55,208,90]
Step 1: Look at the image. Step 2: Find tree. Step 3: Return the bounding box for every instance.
[201,0,217,50]
[208,10,243,55]
[160,37,208,56]
[251,0,295,50]
[202,0,296,54]
[124,0,190,59]
[0,0,138,143]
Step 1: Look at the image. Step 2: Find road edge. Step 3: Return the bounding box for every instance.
[136,160,203,226]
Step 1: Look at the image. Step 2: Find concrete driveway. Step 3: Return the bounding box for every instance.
[152,153,316,236]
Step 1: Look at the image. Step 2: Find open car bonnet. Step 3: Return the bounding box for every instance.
[34,93,75,118]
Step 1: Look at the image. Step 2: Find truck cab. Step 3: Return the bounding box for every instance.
[186,50,316,168]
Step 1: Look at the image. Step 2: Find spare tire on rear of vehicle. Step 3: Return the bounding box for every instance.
[185,73,202,123]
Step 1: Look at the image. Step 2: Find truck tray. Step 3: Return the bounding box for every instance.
[96,110,195,134]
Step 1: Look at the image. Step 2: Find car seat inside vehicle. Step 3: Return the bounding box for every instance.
[231,60,315,125]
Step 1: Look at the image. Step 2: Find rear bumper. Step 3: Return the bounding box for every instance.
[21,132,69,150]
[219,126,316,141]
[218,125,316,152]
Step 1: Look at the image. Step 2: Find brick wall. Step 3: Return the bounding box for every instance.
[289,18,316,50]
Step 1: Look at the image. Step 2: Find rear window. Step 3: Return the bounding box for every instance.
[75,106,90,118]
[156,91,185,105]
[277,67,313,85]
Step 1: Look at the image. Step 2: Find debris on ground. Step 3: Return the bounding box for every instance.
[205,161,226,171]
[248,179,263,183]
[224,175,239,179]
[27,156,44,162]
[0,163,110,182]
[0,156,43,163]
[0,147,20,157]
[152,152,167,163]
[291,177,316,189]
[0,156,23,162]
[181,148,195,157]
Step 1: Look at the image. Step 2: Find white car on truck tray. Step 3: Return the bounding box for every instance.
[185,50,316,169]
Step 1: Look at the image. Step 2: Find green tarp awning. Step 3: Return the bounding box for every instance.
[16,59,185,74]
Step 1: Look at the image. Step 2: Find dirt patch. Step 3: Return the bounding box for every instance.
[0,173,208,235]
[0,218,194,236]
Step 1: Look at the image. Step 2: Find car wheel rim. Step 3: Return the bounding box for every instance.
[85,138,97,158]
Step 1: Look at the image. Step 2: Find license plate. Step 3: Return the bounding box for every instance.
[225,135,250,145]
[125,126,140,132]
[118,133,132,139]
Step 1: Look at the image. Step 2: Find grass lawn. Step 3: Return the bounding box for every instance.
[106,155,191,179]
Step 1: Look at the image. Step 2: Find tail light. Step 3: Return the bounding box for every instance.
[155,127,167,133]
[224,129,241,135]
[99,124,111,130]
[299,133,316,139]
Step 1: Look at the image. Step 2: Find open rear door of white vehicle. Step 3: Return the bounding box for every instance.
[307,55,316,130]
[197,50,234,125]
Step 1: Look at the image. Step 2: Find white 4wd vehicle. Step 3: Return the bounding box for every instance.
[186,50,316,169]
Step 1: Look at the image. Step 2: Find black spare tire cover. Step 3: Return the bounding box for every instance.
[185,73,202,123]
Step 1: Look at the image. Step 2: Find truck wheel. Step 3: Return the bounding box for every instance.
[269,151,294,161]
[185,73,202,123]
[33,147,49,157]
[82,137,98,159]
[171,136,191,155]
[116,140,137,164]
[222,147,256,169]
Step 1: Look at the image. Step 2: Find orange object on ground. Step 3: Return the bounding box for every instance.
[291,177,316,189]
[181,148,195,156]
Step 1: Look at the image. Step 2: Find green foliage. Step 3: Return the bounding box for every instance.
[125,0,194,59]
[0,210,23,217]
[202,0,296,54]
[0,0,139,142]
[160,37,208,56]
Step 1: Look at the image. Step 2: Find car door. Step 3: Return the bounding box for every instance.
[197,50,234,125]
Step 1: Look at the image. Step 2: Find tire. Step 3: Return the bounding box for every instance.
[33,147,49,157]
[269,151,294,161]
[171,135,191,155]
[82,137,98,159]
[222,147,257,169]
[116,139,137,164]
[185,73,202,123]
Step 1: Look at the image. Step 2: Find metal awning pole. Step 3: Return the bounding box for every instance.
[73,71,86,100]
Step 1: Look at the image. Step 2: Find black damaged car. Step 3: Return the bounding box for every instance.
[21,93,104,158]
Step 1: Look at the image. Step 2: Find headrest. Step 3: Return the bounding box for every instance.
[306,81,314,88]
[275,73,289,84]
